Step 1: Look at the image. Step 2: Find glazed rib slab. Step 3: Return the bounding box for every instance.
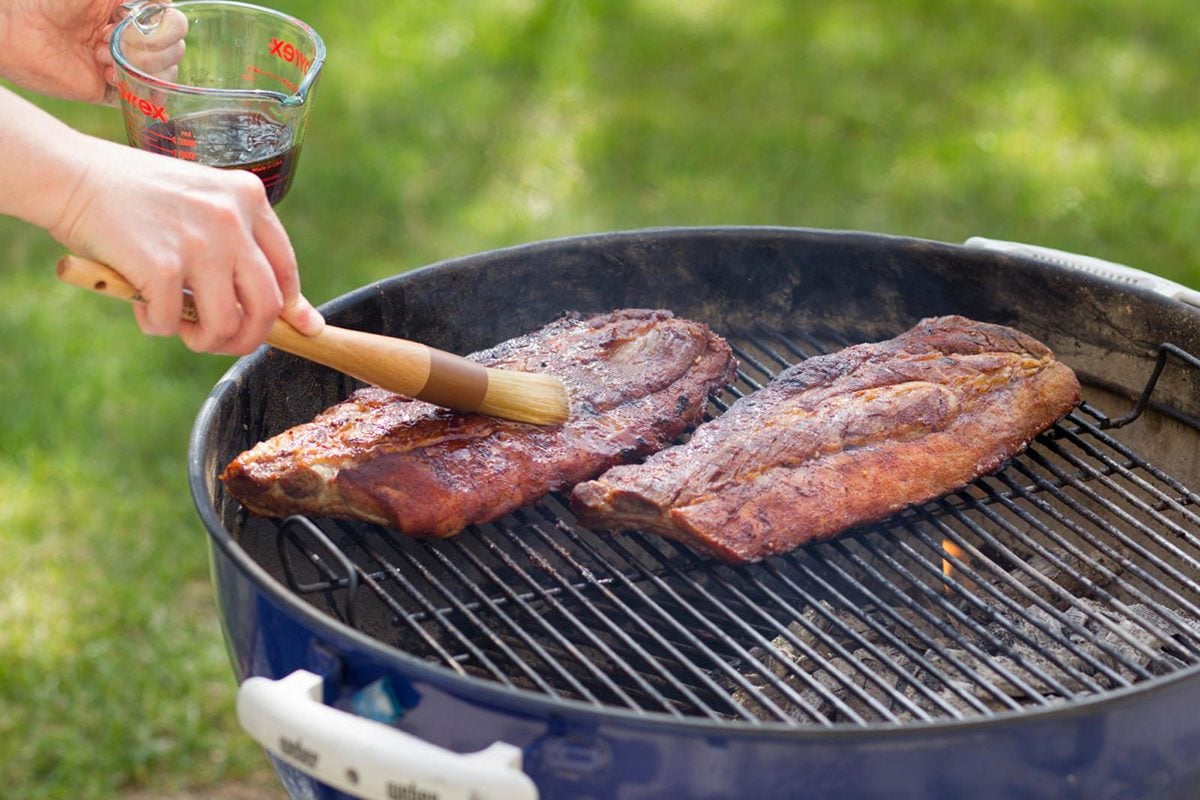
[221,309,737,537]
[570,315,1083,564]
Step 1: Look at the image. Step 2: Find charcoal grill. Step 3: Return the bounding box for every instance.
[191,227,1200,799]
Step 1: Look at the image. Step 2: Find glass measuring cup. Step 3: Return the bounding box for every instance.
[110,0,325,205]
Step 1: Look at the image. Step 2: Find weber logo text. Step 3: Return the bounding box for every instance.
[387,782,438,800]
[279,736,319,768]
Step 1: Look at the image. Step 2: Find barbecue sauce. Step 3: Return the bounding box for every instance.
[142,109,302,205]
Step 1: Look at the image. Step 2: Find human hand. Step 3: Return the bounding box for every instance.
[0,0,186,104]
[103,2,190,101]
[49,131,324,355]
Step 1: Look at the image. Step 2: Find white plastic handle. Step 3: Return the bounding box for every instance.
[237,670,539,800]
[964,236,1200,309]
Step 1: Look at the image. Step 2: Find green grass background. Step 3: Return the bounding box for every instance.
[2,1,1199,797]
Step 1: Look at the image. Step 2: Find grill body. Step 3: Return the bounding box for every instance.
[209,550,1200,799]
[191,228,1200,799]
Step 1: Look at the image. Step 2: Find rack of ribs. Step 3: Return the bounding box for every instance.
[221,309,738,537]
[570,315,1082,564]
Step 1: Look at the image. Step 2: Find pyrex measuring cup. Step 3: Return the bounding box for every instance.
[110,0,325,205]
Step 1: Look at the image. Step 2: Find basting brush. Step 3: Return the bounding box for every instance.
[56,254,571,426]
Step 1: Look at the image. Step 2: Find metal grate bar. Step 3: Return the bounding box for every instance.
[592,537,857,724]
[912,508,1134,690]
[535,496,926,724]
[998,462,1200,664]
[276,518,359,626]
[804,541,1023,712]
[482,514,700,717]
[981,469,1184,673]
[935,480,1163,680]
[1056,416,1200,552]
[338,526,529,688]
[426,536,614,705]
[732,335,803,375]
[767,330,824,362]
[1026,437,1200,634]
[336,554,472,677]
[517,504,779,722]
[522,505,817,724]
[1002,443,1200,649]
[827,534,1053,708]
[888,517,1111,695]
[1073,408,1200,517]
[598,531,904,725]
[760,555,982,719]
[401,516,699,715]
[698,557,946,722]
[450,531,674,712]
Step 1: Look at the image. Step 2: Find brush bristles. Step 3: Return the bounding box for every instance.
[479,368,570,426]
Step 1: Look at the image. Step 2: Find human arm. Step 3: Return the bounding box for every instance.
[0,85,324,354]
[0,0,323,355]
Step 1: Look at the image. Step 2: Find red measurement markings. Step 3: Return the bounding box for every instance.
[243,63,297,93]
[254,164,283,189]
[236,145,302,205]
[139,125,196,158]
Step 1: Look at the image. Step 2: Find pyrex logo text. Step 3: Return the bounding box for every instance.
[268,37,312,74]
[117,80,168,122]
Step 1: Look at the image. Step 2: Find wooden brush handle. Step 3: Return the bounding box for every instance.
[265,316,488,411]
[55,254,485,408]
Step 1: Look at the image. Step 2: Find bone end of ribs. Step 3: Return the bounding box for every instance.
[570,315,1083,564]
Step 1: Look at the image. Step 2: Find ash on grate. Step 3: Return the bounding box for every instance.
[729,597,1200,725]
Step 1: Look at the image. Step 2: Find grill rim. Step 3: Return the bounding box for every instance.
[190,225,1200,740]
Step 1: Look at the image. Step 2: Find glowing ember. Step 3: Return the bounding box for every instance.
[942,538,970,588]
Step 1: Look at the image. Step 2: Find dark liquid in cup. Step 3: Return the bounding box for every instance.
[141,109,302,205]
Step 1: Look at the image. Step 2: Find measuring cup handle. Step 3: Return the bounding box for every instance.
[113,0,169,33]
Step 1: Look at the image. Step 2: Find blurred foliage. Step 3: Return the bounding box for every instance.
[1,1,1198,797]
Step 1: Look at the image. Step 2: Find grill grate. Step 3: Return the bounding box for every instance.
[240,324,1200,728]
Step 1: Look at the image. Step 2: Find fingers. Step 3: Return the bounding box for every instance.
[229,251,287,352]
[111,8,188,79]
[180,254,278,356]
[254,201,325,336]
[125,208,288,355]
[117,7,189,53]
[131,258,186,337]
[144,276,280,358]
[179,190,306,355]
[130,44,185,79]
[253,202,299,301]
[61,138,313,356]
[141,8,190,51]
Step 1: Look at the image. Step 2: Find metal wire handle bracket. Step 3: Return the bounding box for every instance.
[277,515,361,628]
[1095,342,1200,429]
[964,237,1200,429]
